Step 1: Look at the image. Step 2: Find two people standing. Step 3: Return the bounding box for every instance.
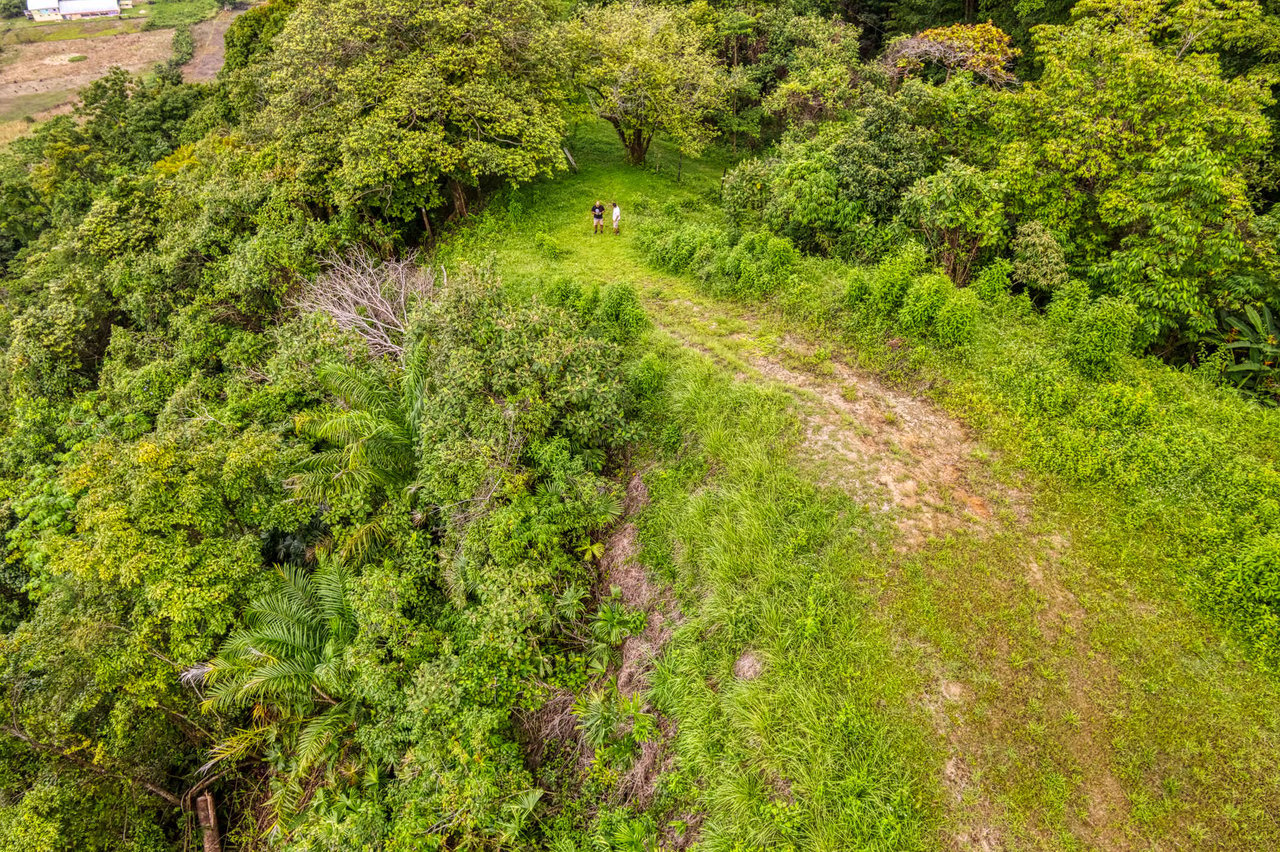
[592,200,621,235]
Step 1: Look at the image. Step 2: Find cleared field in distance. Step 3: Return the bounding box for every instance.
[0,28,173,121]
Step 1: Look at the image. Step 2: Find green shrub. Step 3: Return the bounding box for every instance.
[67,55,88,63]
[934,287,981,348]
[1011,220,1068,296]
[849,242,928,321]
[1046,278,1091,329]
[898,274,954,337]
[171,25,195,67]
[626,351,669,410]
[639,222,726,279]
[1218,305,1280,405]
[533,230,568,260]
[1204,534,1280,664]
[1066,296,1139,377]
[721,156,771,227]
[594,282,648,344]
[972,258,1012,304]
[720,230,798,298]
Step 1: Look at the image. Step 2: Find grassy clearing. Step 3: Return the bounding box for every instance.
[442,120,1280,848]
[0,18,144,45]
[139,0,219,29]
[0,89,72,122]
[637,348,938,850]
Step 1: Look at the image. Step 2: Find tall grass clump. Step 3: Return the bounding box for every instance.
[636,347,935,849]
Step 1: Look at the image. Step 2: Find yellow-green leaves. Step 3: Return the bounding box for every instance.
[565,2,728,164]
[264,0,570,221]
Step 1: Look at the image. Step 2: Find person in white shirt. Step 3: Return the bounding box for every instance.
[611,201,621,235]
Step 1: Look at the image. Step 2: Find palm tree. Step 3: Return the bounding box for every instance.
[290,360,428,557]
[191,556,360,830]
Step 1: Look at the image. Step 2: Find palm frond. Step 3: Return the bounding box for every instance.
[296,703,356,775]
[317,363,397,413]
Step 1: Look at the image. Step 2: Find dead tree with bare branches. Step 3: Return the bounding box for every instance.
[295,249,435,361]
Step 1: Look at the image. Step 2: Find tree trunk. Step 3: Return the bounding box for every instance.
[626,127,647,165]
[449,180,469,219]
[198,792,222,852]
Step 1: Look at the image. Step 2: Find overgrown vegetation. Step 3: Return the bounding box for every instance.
[3,0,1280,849]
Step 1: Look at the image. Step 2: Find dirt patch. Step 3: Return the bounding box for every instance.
[600,472,680,699]
[732,649,762,680]
[615,714,677,809]
[646,296,1022,551]
[0,30,172,100]
[747,336,1022,550]
[513,689,578,772]
[184,9,243,83]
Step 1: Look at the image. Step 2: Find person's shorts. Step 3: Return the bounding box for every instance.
[593,216,603,223]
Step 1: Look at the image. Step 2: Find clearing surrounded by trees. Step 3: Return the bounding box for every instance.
[0,2,1278,851]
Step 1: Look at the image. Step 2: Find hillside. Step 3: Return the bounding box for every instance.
[0,2,1278,851]
[440,123,1280,848]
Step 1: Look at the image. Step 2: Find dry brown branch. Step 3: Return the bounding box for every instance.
[295,248,435,360]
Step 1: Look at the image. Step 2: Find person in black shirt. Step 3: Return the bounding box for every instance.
[591,200,605,234]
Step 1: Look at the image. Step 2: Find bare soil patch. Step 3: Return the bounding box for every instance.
[647,294,1024,550]
[0,29,171,116]
[732,649,762,681]
[748,339,1022,550]
[184,9,242,83]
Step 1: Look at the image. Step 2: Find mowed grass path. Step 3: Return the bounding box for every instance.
[442,123,1280,850]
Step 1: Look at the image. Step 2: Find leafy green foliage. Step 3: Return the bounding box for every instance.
[291,361,425,558]
[1011,220,1069,298]
[264,0,570,221]
[223,0,300,72]
[902,157,1005,285]
[1218,305,1280,403]
[169,25,195,69]
[5,0,1280,847]
[934,286,980,348]
[996,0,1278,345]
[723,87,935,258]
[198,556,361,829]
[567,1,728,164]
[898,273,954,337]
[1065,296,1140,378]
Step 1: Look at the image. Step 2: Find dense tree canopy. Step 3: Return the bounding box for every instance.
[566,1,728,164]
[998,0,1280,344]
[3,0,1280,848]
[264,0,571,222]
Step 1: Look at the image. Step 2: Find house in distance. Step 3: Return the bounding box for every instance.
[25,0,120,21]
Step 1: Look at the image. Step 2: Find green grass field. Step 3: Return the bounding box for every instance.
[0,18,143,45]
[441,121,1280,848]
[0,89,72,121]
[0,0,216,44]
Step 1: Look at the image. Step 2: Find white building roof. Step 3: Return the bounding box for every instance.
[58,0,120,12]
[26,0,59,10]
